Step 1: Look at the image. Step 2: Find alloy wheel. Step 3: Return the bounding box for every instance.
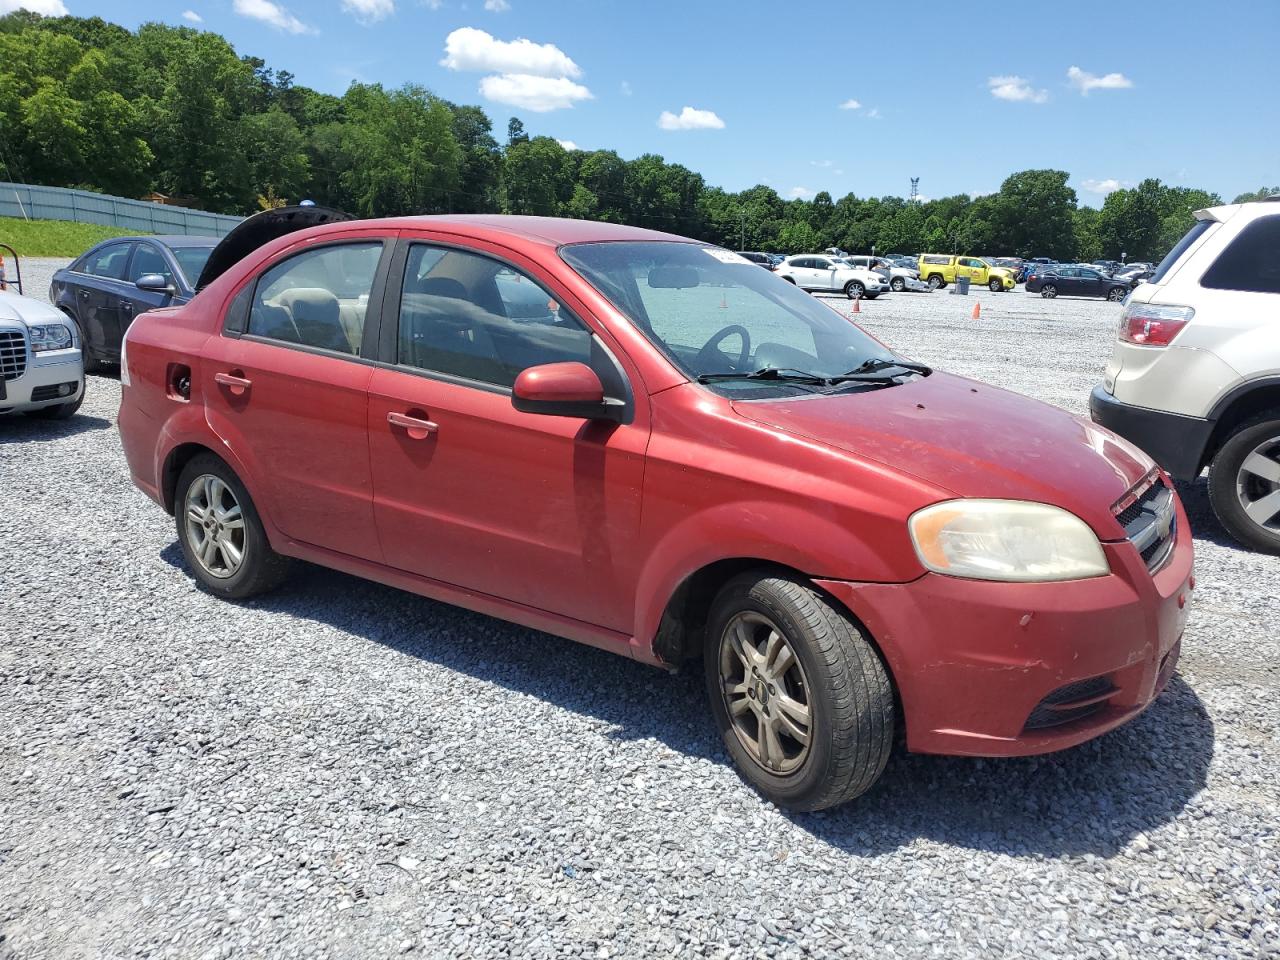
[184,474,246,579]
[1108,287,1127,302]
[1236,435,1280,533]
[718,611,813,775]
[1042,284,1057,299]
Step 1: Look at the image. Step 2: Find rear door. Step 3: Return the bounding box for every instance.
[203,234,394,560]
[74,241,136,360]
[366,237,648,631]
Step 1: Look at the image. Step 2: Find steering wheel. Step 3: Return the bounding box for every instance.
[697,324,752,372]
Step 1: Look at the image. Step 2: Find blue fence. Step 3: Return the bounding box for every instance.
[0,181,243,237]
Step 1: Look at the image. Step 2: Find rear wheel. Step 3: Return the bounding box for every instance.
[927,275,945,290]
[703,572,895,810]
[1208,414,1280,554]
[1040,284,1058,299]
[844,280,865,300]
[175,454,292,598]
[64,310,105,373]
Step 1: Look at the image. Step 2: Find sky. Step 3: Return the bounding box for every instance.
[10,0,1279,206]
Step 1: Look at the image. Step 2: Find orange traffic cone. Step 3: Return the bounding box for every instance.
[971,301,981,320]
[851,296,861,314]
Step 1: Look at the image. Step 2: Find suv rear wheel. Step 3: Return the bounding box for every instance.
[1208,414,1280,554]
[703,572,894,810]
[175,453,292,598]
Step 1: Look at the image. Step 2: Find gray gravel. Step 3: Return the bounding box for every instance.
[2,274,1277,959]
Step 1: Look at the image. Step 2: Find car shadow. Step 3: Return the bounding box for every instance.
[159,544,1214,860]
[1173,475,1242,550]
[0,412,112,442]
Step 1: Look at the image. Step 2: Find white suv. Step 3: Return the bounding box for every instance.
[1090,197,1280,553]
[774,255,890,299]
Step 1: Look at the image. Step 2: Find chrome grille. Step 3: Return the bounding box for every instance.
[1115,474,1176,572]
[0,329,26,381]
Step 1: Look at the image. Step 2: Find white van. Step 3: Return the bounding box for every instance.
[1090,197,1280,552]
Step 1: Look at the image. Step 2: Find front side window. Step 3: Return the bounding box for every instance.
[397,244,592,387]
[247,242,382,355]
[128,244,173,283]
[561,242,890,398]
[82,243,133,280]
[171,246,215,289]
[1201,215,1280,294]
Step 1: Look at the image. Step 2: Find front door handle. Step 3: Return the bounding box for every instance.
[388,410,439,440]
[214,371,252,396]
[120,301,134,312]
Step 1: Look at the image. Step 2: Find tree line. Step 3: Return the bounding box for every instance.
[1,12,1274,262]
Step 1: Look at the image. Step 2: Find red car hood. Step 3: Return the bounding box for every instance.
[731,373,1154,537]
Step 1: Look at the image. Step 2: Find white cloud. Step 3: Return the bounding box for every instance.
[838,98,861,110]
[479,73,591,112]
[833,169,844,176]
[421,0,443,7]
[811,160,834,168]
[441,27,581,78]
[484,0,510,9]
[866,107,882,120]
[232,0,313,33]
[181,9,202,22]
[1067,66,1133,95]
[788,187,816,200]
[988,75,1048,103]
[0,0,68,12]
[657,106,724,131]
[556,139,578,150]
[1081,178,1126,195]
[969,190,993,199]
[342,0,393,22]
[620,80,632,96]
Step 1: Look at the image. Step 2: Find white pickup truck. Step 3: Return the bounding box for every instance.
[1,282,85,420]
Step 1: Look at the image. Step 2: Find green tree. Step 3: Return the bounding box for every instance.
[500,136,571,215]
[1232,186,1279,203]
[986,169,1077,258]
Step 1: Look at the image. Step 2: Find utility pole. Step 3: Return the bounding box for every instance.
[740,211,746,251]
[910,177,919,202]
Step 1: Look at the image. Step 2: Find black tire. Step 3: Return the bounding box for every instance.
[1107,286,1128,302]
[782,276,796,284]
[890,277,905,292]
[1207,414,1280,554]
[1041,284,1058,299]
[174,453,292,599]
[988,278,1003,292]
[26,383,84,420]
[927,274,945,290]
[63,310,105,373]
[703,572,895,811]
[844,280,865,300]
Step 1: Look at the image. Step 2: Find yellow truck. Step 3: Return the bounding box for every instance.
[917,255,1017,292]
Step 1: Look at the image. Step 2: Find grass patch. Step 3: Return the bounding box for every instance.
[0,216,149,258]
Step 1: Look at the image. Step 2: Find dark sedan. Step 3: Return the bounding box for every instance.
[50,235,218,370]
[1024,265,1130,301]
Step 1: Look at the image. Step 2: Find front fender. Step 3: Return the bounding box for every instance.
[631,498,921,663]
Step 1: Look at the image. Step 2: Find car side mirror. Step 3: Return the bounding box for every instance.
[512,361,622,421]
[135,273,174,294]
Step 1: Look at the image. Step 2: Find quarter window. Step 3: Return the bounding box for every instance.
[247,243,382,355]
[1201,215,1280,295]
[82,243,133,280]
[397,244,592,388]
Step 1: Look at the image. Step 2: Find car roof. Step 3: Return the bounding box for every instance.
[148,235,220,248]
[378,215,691,247]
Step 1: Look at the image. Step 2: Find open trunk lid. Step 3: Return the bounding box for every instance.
[195,205,355,291]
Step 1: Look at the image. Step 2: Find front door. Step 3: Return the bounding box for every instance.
[124,241,179,325]
[367,240,648,632]
[201,238,390,560]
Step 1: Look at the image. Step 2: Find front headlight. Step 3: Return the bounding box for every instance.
[29,323,73,353]
[908,500,1109,582]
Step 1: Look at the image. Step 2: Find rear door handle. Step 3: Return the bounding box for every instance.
[214,371,252,396]
[388,410,439,440]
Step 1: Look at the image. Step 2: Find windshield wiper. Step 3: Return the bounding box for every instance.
[842,357,932,377]
[697,367,830,386]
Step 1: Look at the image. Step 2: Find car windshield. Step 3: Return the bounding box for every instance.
[561,241,897,397]
[170,246,215,289]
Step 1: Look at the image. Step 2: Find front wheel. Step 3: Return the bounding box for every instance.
[890,277,906,292]
[704,573,895,811]
[1208,415,1280,554]
[25,385,84,420]
[175,453,292,599]
[844,281,865,300]
[1107,286,1128,302]
[989,278,1003,292]
[1040,284,1058,299]
[927,275,945,290]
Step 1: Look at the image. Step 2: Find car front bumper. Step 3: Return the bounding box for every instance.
[0,350,84,414]
[1089,384,1213,480]
[817,495,1193,757]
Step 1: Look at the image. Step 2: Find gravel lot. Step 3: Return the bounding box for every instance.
[2,264,1277,959]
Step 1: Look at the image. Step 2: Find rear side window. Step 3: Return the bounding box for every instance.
[923,255,951,265]
[1150,218,1214,285]
[1200,215,1280,294]
[82,243,133,280]
[247,243,383,356]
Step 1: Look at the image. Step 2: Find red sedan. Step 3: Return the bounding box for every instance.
[117,209,1193,810]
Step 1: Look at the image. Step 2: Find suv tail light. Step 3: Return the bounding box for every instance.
[1119,303,1194,346]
